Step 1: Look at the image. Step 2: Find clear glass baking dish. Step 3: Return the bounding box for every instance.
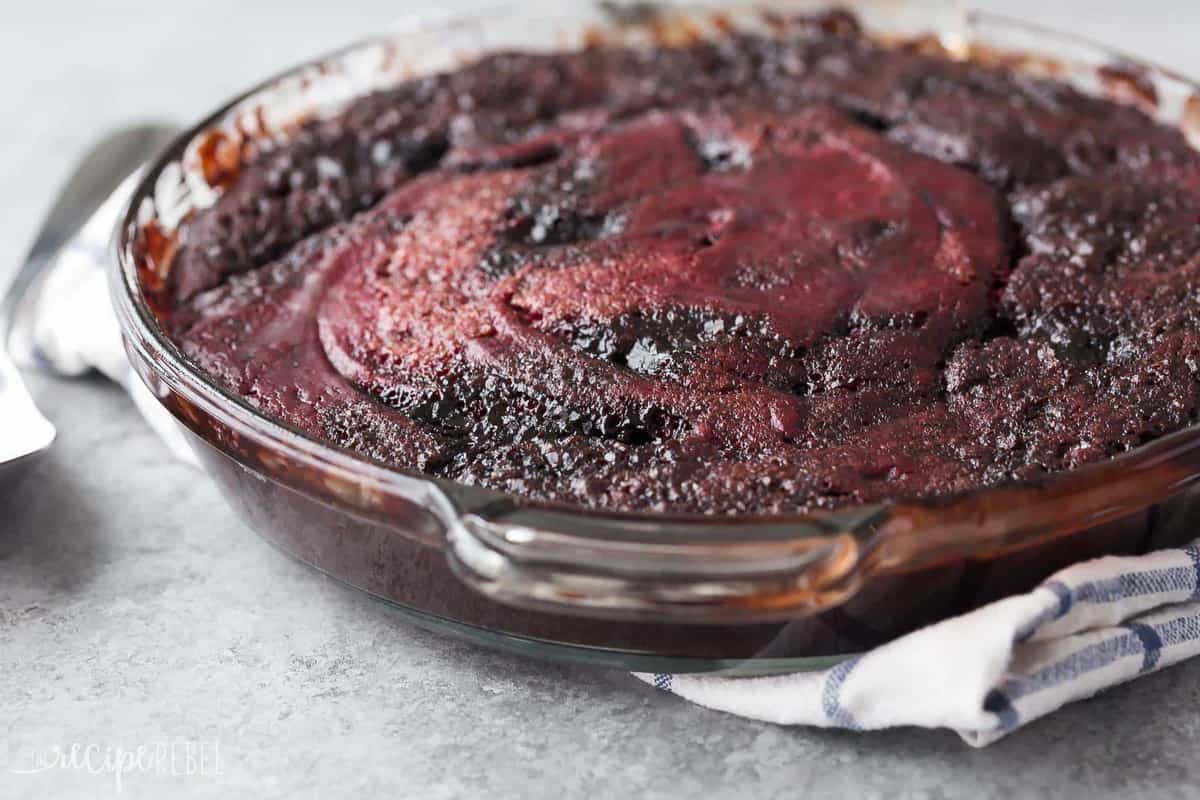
[111,0,1200,674]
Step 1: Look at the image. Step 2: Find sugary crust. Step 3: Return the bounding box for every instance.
[168,29,1200,514]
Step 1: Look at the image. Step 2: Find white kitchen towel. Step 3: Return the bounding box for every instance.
[636,547,1200,745]
[15,194,1200,746]
[11,176,196,464]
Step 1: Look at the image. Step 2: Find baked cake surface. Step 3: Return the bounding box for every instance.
[165,21,1200,514]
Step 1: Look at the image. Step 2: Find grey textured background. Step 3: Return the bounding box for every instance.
[3,2,1200,798]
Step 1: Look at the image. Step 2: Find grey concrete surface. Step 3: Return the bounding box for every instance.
[3,2,1200,798]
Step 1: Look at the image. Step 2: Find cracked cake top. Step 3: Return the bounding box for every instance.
[164,20,1200,515]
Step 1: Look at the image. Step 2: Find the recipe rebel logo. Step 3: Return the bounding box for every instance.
[2,737,222,794]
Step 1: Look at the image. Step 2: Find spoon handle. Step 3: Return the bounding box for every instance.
[2,123,179,338]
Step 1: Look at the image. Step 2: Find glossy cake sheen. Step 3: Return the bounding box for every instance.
[165,20,1200,514]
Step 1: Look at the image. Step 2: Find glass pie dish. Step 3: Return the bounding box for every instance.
[111,0,1200,674]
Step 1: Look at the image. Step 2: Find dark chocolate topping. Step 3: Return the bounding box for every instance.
[167,28,1200,514]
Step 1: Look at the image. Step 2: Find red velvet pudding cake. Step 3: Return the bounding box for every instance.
[162,16,1200,516]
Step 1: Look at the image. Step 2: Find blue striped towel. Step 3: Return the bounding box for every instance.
[636,545,1200,745]
[17,185,1200,747]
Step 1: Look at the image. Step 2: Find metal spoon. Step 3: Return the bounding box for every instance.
[0,123,178,476]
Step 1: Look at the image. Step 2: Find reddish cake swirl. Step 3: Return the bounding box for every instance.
[166,26,1200,514]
